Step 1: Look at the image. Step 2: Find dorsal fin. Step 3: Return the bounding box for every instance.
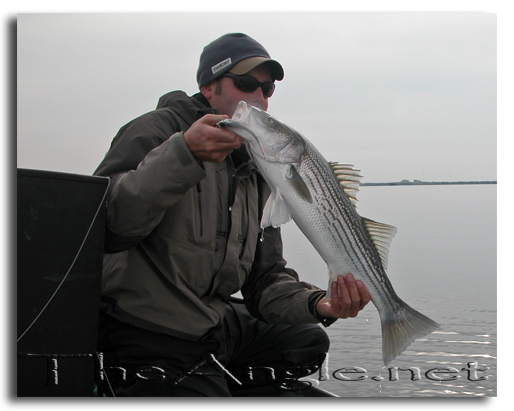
[362,217,397,270]
[329,162,362,208]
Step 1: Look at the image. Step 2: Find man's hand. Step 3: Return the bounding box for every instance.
[183,114,243,163]
[316,274,371,319]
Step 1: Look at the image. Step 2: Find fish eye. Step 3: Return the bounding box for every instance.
[264,117,276,127]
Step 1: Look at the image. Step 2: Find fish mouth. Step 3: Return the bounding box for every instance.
[217,119,256,140]
[217,114,266,159]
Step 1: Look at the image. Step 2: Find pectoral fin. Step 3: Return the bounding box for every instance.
[261,189,292,228]
[286,165,313,203]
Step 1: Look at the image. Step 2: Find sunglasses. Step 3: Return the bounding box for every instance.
[222,73,276,98]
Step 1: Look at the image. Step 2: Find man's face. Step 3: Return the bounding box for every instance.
[201,64,273,117]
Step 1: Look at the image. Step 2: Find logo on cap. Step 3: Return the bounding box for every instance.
[211,58,232,75]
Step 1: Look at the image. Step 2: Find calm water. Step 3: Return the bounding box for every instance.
[281,185,497,397]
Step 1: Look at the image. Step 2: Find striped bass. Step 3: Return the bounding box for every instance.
[218,101,441,365]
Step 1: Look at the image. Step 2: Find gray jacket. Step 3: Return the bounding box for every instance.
[94,91,323,340]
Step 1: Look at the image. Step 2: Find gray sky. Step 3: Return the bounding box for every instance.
[7,7,507,405]
[17,12,497,183]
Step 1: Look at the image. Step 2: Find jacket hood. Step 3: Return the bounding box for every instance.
[156,91,219,119]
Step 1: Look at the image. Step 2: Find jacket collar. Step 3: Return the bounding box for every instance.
[158,90,255,170]
[191,92,221,118]
[191,93,253,168]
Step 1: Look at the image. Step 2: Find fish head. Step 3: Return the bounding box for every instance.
[218,101,306,164]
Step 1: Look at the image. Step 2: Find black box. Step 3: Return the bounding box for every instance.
[17,169,109,396]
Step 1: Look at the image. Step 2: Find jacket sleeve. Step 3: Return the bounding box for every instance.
[241,225,326,325]
[94,112,206,253]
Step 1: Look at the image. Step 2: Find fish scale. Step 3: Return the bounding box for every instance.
[218,101,441,365]
[298,145,397,307]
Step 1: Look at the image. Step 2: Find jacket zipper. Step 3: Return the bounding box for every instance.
[197,183,203,237]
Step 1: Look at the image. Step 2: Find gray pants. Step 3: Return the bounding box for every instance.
[96,299,330,396]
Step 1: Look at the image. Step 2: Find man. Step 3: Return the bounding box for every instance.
[94,33,370,396]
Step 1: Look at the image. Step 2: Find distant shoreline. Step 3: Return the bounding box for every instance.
[361,180,497,186]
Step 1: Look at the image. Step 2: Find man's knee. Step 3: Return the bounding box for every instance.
[266,324,329,386]
[283,324,329,363]
[310,324,330,353]
[266,326,329,392]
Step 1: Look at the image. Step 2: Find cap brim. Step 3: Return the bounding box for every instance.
[229,56,284,81]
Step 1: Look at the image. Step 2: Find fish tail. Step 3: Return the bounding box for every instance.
[381,300,441,365]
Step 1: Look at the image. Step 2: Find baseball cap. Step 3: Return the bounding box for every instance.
[196,33,284,87]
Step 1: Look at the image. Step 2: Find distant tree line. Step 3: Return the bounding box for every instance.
[361,179,497,186]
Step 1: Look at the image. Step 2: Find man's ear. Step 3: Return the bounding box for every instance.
[200,81,216,101]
